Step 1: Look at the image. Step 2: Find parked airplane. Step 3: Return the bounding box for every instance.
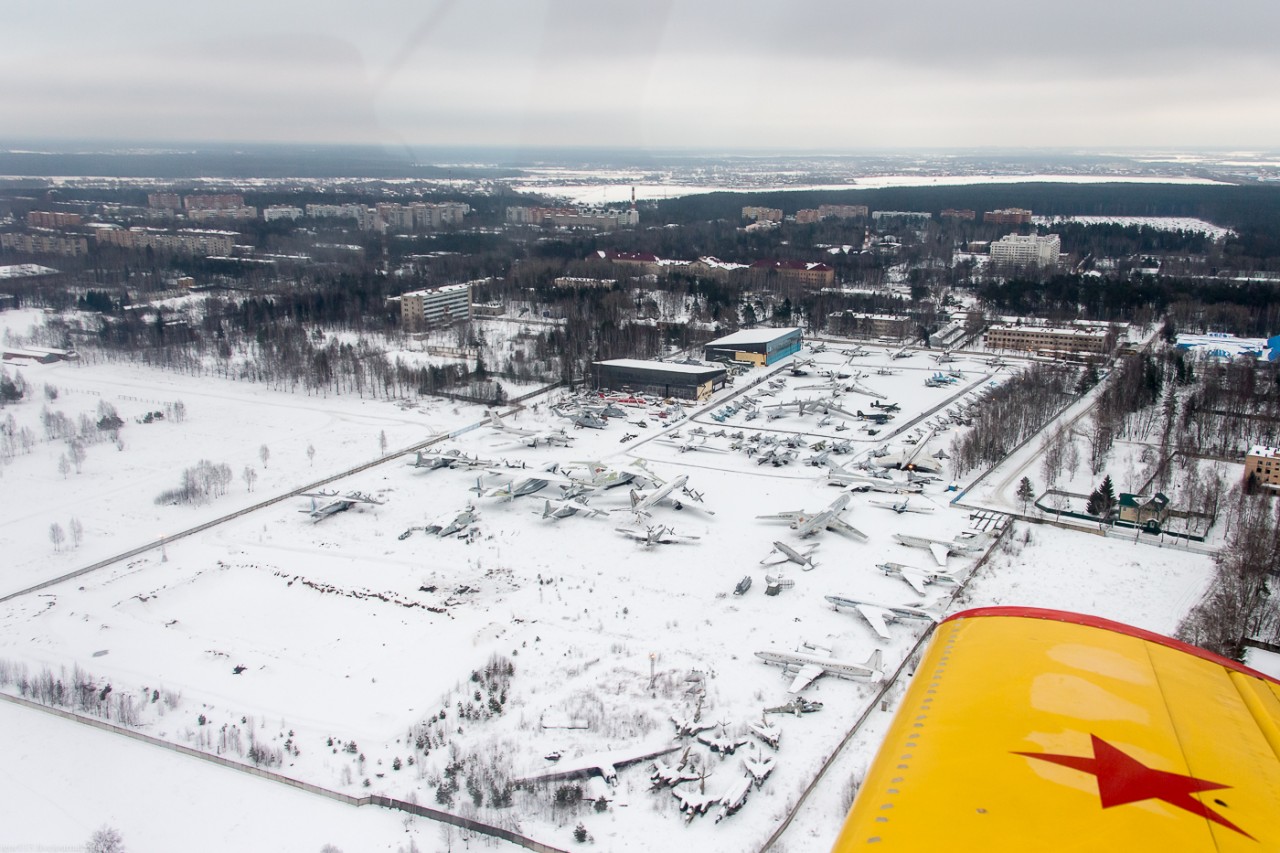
[697,726,750,755]
[825,595,937,640]
[299,490,384,522]
[893,530,992,566]
[764,697,824,716]
[755,646,883,692]
[485,409,574,447]
[868,496,935,514]
[756,493,867,540]
[827,470,923,495]
[877,561,962,595]
[650,748,700,788]
[742,751,777,788]
[878,429,944,474]
[540,497,607,520]
[615,524,701,547]
[891,346,914,360]
[408,448,498,471]
[870,400,900,413]
[514,743,680,786]
[423,505,479,537]
[747,717,781,749]
[760,540,819,571]
[629,473,711,518]
[856,409,893,424]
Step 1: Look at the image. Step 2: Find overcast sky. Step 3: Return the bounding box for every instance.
[5,0,1279,151]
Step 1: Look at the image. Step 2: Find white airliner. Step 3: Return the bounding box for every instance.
[877,561,962,595]
[892,529,992,566]
[754,646,883,692]
[825,595,937,640]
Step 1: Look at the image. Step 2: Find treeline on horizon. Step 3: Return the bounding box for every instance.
[654,183,1280,231]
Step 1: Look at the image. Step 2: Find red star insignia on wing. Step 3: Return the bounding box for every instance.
[1014,734,1252,840]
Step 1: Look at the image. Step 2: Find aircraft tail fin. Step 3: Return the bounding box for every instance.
[863,648,883,675]
[486,409,503,429]
[542,500,553,519]
[629,488,643,508]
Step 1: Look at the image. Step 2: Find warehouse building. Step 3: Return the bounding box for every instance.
[702,327,803,367]
[592,359,728,402]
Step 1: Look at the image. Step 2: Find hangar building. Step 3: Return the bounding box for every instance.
[702,327,803,366]
[591,359,728,402]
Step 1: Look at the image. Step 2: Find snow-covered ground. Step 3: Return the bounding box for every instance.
[1033,214,1234,238]
[0,331,1220,852]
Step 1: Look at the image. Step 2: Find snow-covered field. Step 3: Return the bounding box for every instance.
[0,331,1219,852]
[1033,214,1234,238]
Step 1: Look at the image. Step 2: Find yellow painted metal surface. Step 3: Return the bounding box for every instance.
[833,610,1280,850]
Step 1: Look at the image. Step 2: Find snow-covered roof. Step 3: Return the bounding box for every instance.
[705,327,802,348]
[595,358,726,375]
[1248,445,1279,459]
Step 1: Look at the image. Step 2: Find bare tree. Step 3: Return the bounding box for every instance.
[69,517,84,548]
[379,430,388,455]
[242,465,258,492]
[68,439,87,474]
[307,443,316,466]
[259,444,270,468]
[58,453,70,479]
[85,825,125,853]
[49,522,65,552]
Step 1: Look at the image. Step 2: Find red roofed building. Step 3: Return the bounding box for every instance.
[748,259,835,288]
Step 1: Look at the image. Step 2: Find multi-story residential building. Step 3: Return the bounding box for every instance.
[818,204,869,220]
[148,192,183,210]
[687,256,748,281]
[305,203,366,220]
[26,211,83,228]
[742,206,783,223]
[0,231,89,257]
[990,233,1061,268]
[1245,446,1280,489]
[984,323,1113,357]
[748,259,835,288]
[553,277,616,289]
[941,209,976,221]
[984,208,1034,225]
[871,210,932,222]
[184,193,244,211]
[399,281,480,331]
[91,226,236,256]
[187,207,258,222]
[263,206,304,222]
[832,312,912,340]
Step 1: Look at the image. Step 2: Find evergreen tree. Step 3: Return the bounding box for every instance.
[1016,477,1035,514]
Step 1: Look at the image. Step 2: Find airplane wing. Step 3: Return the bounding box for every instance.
[787,663,825,693]
[832,607,1280,851]
[854,604,894,641]
[928,543,951,567]
[756,510,806,522]
[826,517,869,541]
[897,568,931,596]
[759,550,790,566]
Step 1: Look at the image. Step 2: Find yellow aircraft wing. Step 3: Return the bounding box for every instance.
[834,607,1280,851]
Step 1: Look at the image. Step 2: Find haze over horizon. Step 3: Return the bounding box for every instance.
[6,1,1280,152]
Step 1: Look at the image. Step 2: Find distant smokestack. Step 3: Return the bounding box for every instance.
[631,186,636,210]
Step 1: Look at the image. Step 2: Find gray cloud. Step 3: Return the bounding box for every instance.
[3,1,1278,148]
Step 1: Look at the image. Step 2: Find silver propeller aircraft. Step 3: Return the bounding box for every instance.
[756,493,867,540]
